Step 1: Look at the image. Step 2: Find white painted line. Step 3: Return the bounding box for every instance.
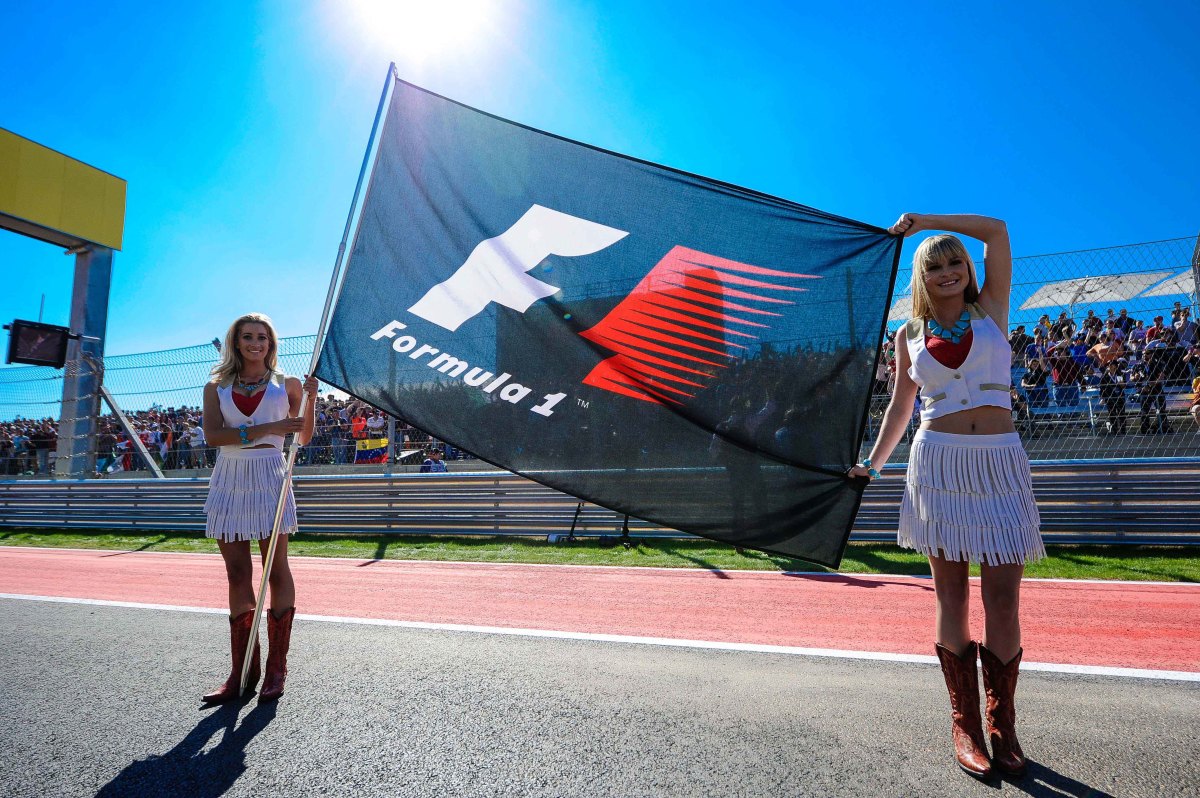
[2,592,1196,683]
[2,545,1198,588]
[0,593,227,616]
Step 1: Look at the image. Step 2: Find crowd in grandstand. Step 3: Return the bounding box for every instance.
[5,303,1200,477]
[0,395,465,476]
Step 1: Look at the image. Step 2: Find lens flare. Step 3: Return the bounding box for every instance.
[348,0,498,63]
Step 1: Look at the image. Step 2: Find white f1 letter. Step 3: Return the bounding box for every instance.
[407,204,628,331]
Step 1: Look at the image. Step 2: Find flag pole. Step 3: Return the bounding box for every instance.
[239,63,397,696]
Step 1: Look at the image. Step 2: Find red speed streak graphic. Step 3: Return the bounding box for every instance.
[1,547,1196,673]
[579,245,819,404]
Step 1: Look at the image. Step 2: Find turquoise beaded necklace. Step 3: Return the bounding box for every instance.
[928,309,972,344]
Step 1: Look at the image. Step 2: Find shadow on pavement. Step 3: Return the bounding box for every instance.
[1006,760,1115,797]
[782,573,935,591]
[94,701,276,798]
[658,545,731,578]
[99,536,169,557]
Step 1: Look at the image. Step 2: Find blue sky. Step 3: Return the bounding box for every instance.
[2,1,1198,360]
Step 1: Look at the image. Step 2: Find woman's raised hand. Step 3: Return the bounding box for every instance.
[888,213,925,237]
[302,375,319,397]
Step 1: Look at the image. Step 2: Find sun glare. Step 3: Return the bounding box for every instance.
[349,0,498,64]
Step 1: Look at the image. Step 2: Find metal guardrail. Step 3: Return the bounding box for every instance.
[0,461,1197,546]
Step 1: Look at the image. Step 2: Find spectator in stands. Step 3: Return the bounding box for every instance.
[1184,341,1200,376]
[749,386,785,449]
[1171,301,1186,324]
[366,411,387,439]
[1049,341,1085,398]
[1024,329,1048,368]
[874,344,892,395]
[419,447,447,473]
[1009,387,1032,432]
[180,413,195,462]
[30,422,55,475]
[309,420,331,465]
[1050,311,1075,341]
[1146,315,1167,342]
[1081,309,1102,335]
[1098,360,1128,434]
[351,410,367,440]
[1008,325,1032,364]
[1173,308,1197,347]
[1114,308,1135,335]
[330,422,350,464]
[1134,348,1169,434]
[97,426,117,474]
[1128,319,1147,347]
[0,432,12,475]
[854,213,1040,780]
[1087,332,1123,370]
[1033,314,1052,340]
[1103,318,1125,344]
[1020,358,1050,406]
[143,424,161,468]
[185,422,205,469]
[1157,328,1190,386]
[10,428,31,474]
[1068,333,1091,369]
[774,408,806,452]
[158,422,173,467]
[112,431,129,472]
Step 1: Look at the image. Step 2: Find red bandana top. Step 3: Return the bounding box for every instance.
[925,329,974,370]
[231,390,266,417]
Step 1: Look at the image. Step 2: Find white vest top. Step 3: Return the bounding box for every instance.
[905,303,1012,422]
[216,372,291,452]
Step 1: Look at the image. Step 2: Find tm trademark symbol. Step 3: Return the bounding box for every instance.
[576,398,590,409]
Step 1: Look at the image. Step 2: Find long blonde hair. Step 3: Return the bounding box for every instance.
[909,234,980,320]
[210,312,280,385]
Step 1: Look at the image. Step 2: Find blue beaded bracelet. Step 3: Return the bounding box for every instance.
[238,424,250,445]
[861,459,882,479]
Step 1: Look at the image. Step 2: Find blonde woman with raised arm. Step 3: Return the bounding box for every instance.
[200,312,317,705]
[850,214,1044,781]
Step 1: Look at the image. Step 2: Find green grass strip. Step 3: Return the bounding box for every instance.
[0,528,1196,582]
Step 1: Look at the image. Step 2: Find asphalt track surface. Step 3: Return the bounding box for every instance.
[0,548,1197,797]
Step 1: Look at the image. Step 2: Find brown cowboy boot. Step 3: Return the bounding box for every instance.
[259,607,295,703]
[980,644,1027,777]
[202,610,261,704]
[935,641,993,780]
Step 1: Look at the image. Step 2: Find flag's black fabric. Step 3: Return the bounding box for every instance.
[316,78,900,567]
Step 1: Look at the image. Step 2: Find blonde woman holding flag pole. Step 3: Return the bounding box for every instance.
[851,214,1044,780]
[200,312,317,705]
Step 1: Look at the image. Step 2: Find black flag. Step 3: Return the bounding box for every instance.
[316,77,900,567]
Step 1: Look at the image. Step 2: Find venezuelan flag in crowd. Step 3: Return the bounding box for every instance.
[354,437,389,464]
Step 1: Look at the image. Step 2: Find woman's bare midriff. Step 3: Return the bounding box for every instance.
[246,443,276,449]
[921,405,1015,435]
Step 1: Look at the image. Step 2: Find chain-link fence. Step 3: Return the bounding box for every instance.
[872,235,1200,462]
[2,235,1198,476]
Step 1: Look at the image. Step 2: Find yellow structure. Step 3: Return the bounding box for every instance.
[0,128,126,250]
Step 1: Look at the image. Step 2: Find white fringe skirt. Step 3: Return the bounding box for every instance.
[203,446,297,543]
[898,430,1045,565]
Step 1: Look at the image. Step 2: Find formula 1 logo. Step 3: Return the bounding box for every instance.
[408,205,628,331]
[407,205,819,406]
